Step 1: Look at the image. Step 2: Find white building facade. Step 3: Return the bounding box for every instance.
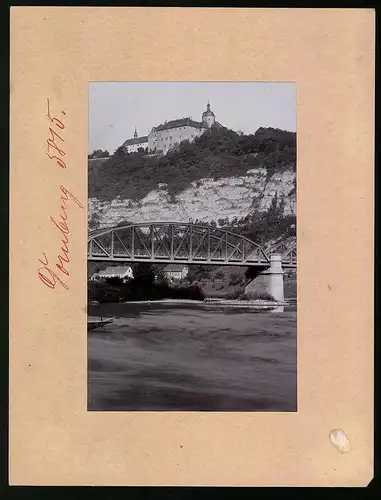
[91,266,134,281]
[122,103,220,156]
[163,264,189,280]
[148,103,217,155]
[122,128,148,153]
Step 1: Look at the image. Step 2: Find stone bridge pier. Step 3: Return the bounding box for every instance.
[245,254,284,302]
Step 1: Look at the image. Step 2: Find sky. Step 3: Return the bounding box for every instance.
[88,82,296,154]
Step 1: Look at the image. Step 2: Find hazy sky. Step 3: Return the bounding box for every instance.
[89,82,296,153]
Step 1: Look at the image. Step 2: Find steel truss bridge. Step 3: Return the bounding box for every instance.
[266,240,297,268]
[88,222,296,268]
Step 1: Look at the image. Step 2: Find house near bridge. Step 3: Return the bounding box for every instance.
[163,264,189,281]
[91,265,134,282]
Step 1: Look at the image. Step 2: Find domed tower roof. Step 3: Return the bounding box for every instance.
[202,101,215,118]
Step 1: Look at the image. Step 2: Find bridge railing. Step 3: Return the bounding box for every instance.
[88,222,297,268]
[88,223,271,266]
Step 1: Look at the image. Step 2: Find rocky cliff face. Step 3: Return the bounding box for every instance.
[88,167,296,229]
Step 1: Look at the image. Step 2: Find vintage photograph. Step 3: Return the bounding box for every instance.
[87,82,297,411]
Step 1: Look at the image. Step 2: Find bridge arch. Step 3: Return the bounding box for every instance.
[266,240,297,268]
[88,222,271,267]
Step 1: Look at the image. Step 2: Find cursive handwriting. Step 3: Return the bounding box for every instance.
[38,98,84,290]
[38,186,84,290]
[46,97,67,169]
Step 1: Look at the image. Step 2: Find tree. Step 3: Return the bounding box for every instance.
[113,146,127,157]
[116,219,133,227]
[89,149,109,159]
[131,263,155,287]
[152,265,169,284]
[88,212,101,230]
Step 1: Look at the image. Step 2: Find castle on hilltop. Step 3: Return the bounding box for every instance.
[123,102,222,154]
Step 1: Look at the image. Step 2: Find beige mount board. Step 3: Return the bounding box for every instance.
[10,7,374,486]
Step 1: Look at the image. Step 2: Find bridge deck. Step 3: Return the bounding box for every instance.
[88,255,272,267]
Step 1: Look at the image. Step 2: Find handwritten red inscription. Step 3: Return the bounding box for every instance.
[46,97,67,169]
[38,186,84,290]
[38,99,84,290]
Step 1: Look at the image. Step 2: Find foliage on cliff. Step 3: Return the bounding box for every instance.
[177,192,296,248]
[89,126,296,201]
[217,191,295,247]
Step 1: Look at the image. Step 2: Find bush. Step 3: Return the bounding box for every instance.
[89,149,109,159]
[246,291,276,301]
[214,270,225,280]
[88,281,123,303]
[187,265,213,282]
[87,276,204,303]
[229,273,243,286]
[225,290,246,300]
[171,284,205,301]
[105,276,124,286]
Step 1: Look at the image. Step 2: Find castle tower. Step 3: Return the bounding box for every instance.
[134,127,138,138]
[202,101,216,128]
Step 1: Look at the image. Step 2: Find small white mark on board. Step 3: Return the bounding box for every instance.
[329,429,351,453]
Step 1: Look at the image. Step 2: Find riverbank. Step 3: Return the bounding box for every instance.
[115,298,289,308]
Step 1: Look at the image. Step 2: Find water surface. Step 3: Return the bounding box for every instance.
[88,302,297,411]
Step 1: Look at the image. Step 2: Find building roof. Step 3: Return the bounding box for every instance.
[202,103,215,117]
[163,264,188,272]
[122,136,148,147]
[97,266,132,276]
[154,117,206,132]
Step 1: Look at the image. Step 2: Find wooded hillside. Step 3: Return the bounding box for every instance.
[89,126,296,202]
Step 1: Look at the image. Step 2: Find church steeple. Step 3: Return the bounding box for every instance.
[134,126,138,138]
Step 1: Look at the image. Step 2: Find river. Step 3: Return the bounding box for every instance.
[88,301,297,411]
